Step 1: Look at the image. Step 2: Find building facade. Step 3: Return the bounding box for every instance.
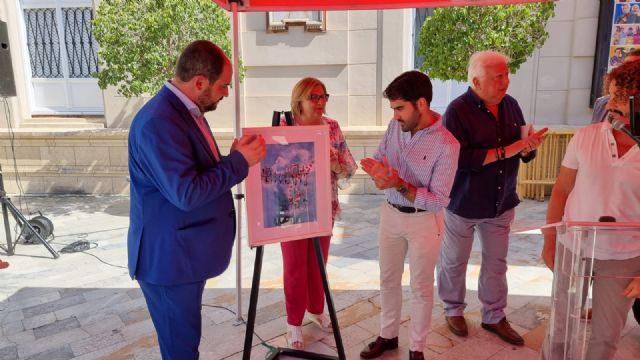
[0,0,600,195]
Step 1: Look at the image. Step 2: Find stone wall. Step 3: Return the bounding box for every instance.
[0,128,384,195]
[0,130,129,195]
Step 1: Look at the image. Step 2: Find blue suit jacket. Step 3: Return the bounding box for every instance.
[127,86,248,285]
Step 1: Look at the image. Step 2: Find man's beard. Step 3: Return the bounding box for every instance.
[399,110,420,133]
[198,88,219,113]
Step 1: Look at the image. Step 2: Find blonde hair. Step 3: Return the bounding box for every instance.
[290,77,327,118]
[467,51,510,85]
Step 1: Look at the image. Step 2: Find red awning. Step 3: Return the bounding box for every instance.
[212,0,552,12]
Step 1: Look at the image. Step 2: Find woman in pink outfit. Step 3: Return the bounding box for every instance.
[280,77,357,350]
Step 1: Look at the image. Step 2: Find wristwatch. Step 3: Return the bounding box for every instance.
[396,180,408,195]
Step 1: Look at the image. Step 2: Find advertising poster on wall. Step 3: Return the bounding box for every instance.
[608,1,640,70]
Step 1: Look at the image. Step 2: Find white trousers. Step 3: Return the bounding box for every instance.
[378,202,444,352]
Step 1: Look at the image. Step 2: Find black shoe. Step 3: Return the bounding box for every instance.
[409,350,424,360]
[360,336,398,359]
[481,317,524,346]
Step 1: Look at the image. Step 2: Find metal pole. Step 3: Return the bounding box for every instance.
[231,0,244,323]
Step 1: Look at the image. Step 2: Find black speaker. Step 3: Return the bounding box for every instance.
[0,20,17,97]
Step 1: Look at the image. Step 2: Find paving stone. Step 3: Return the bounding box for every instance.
[70,331,124,356]
[126,288,144,300]
[58,288,86,299]
[17,329,89,358]
[33,317,80,339]
[54,293,129,320]
[4,330,35,345]
[4,289,57,305]
[22,313,56,330]
[22,296,85,319]
[0,345,18,360]
[120,319,155,341]
[3,292,61,313]
[81,314,125,336]
[132,346,161,360]
[23,345,74,360]
[0,310,24,326]
[118,308,150,326]
[1,320,24,335]
[69,341,128,360]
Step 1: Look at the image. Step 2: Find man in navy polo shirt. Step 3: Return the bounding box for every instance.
[437,51,546,346]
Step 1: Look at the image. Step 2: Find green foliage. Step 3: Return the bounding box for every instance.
[417,3,555,82]
[92,0,237,97]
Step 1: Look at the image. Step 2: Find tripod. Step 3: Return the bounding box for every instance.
[0,164,59,259]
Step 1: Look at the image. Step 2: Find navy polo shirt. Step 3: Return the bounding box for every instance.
[443,87,535,219]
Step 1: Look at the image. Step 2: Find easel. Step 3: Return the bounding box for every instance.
[242,238,346,360]
[241,111,345,360]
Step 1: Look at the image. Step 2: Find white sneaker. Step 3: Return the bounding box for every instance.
[307,312,333,332]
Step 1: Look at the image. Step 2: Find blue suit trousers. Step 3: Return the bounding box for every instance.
[139,280,206,359]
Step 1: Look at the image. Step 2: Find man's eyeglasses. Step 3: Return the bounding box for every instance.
[309,94,330,102]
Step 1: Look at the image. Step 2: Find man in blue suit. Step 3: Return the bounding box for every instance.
[127,40,265,359]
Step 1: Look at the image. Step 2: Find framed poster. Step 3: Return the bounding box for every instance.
[243,125,332,247]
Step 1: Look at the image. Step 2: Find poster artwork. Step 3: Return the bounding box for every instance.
[261,142,317,228]
[243,125,332,247]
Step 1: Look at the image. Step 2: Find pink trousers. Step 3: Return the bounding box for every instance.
[280,235,331,326]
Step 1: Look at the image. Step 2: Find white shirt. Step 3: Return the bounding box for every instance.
[561,121,640,260]
[165,81,220,161]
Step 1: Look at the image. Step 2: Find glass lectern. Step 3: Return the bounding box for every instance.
[542,221,640,360]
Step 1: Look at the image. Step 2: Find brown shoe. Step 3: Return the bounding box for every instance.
[481,318,524,345]
[360,336,398,359]
[409,350,424,360]
[445,315,468,337]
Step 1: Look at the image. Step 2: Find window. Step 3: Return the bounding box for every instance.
[23,7,98,79]
[267,11,326,33]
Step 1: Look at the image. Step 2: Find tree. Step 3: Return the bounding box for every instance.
[92,0,235,97]
[417,3,555,82]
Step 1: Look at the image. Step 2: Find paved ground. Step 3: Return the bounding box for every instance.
[0,195,639,360]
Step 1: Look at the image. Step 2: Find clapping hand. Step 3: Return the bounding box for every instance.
[522,127,548,153]
[233,134,266,167]
[360,157,400,190]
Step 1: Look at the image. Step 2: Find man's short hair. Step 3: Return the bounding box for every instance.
[467,51,510,85]
[383,70,433,105]
[175,40,228,83]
